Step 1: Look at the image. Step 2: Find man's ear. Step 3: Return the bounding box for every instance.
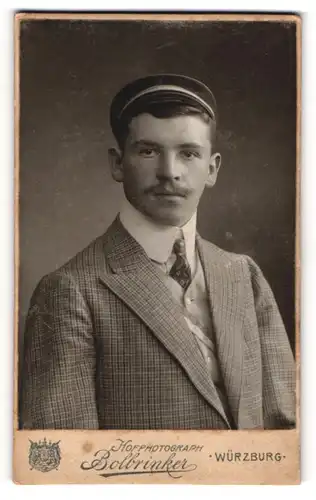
[205,152,221,188]
[108,148,124,182]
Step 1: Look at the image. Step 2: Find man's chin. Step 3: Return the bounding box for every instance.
[145,209,190,227]
[130,199,193,227]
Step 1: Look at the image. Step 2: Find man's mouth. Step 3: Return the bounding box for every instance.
[150,189,187,198]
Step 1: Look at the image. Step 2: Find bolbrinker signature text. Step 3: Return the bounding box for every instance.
[80,439,201,479]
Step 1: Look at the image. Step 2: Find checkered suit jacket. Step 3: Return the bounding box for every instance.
[20,218,296,430]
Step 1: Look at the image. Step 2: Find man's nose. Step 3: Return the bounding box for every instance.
[156,152,182,181]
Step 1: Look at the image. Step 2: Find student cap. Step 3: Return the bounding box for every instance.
[110,73,217,139]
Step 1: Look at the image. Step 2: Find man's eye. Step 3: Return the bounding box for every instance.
[180,150,200,160]
[139,148,157,157]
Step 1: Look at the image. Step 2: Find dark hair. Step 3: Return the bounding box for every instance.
[114,101,217,151]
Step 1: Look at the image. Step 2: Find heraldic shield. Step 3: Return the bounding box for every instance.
[29,438,61,472]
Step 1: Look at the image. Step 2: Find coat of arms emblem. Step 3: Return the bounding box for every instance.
[28,438,61,472]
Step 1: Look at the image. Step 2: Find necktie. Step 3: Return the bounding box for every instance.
[169,237,192,290]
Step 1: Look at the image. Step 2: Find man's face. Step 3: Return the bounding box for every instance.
[110,113,220,227]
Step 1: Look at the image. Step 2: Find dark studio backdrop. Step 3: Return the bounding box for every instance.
[19,19,297,361]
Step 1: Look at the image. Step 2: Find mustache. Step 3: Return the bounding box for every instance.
[146,184,190,197]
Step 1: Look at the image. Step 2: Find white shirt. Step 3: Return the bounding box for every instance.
[119,198,197,274]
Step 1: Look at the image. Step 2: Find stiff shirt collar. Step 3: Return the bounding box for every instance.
[119,198,197,270]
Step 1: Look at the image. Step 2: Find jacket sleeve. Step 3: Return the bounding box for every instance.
[246,256,296,429]
[20,271,99,429]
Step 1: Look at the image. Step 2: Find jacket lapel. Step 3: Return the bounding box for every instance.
[197,236,245,428]
[99,219,230,427]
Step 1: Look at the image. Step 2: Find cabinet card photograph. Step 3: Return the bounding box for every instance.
[14,12,300,484]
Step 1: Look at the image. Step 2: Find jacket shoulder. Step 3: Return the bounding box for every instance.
[60,233,106,273]
[199,237,252,266]
[34,230,109,294]
[199,237,271,297]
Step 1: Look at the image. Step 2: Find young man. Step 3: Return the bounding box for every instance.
[20,74,296,430]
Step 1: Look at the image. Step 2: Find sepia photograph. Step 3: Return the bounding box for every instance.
[14,12,300,484]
